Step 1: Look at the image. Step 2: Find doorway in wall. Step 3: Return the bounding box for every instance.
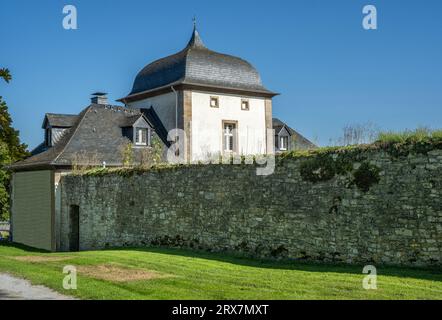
[69,205,80,251]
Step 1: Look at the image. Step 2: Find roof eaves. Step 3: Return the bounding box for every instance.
[119,81,278,104]
[117,80,184,103]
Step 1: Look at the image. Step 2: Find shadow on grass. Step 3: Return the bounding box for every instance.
[108,246,442,283]
[0,241,50,254]
[3,242,441,282]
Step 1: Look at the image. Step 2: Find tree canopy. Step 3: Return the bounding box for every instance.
[0,68,29,219]
[0,68,11,83]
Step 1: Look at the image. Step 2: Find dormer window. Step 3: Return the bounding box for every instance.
[121,114,152,147]
[135,128,148,146]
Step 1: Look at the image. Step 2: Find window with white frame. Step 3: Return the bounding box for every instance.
[135,128,148,146]
[280,136,288,151]
[223,122,236,152]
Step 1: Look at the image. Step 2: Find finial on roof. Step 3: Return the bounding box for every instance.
[186,17,206,49]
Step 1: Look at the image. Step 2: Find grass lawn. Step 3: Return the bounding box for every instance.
[0,243,441,300]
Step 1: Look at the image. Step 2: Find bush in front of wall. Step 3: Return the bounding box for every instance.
[352,162,381,192]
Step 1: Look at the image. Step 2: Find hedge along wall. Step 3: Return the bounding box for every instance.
[60,145,442,266]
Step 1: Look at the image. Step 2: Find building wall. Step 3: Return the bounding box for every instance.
[127,92,178,134]
[191,91,267,160]
[11,170,54,251]
[60,148,442,266]
[127,91,270,161]
[54,170,71,251]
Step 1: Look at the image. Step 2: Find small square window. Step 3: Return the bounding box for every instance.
[210,96,219,108]
[241,99,249,111]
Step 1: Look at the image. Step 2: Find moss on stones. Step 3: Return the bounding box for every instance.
[299,154,354,183]
[299,153,381,192]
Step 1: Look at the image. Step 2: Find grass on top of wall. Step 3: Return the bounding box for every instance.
[377,128,442,144]
[0,243,442,300]
[282,127,442,160]
[75,128,442,177]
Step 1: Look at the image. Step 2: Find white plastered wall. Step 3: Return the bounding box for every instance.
[191,91,267,160]
[127,92,177,133]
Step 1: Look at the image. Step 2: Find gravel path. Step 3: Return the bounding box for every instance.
[0,273,76,300]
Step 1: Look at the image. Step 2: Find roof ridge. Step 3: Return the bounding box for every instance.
[46,113,77,116]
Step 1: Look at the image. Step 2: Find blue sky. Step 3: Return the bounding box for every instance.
[1,0,441,149]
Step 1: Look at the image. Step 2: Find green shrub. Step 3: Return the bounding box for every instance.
[432,130,442,140]
[299,154,353,183]
[353,162,381,192]
[300,155,336,182]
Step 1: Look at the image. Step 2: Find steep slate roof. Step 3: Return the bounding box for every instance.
[119,114,147,127]
[140,107,170,147]
[120,27,276,101]
[9,105,168,171]
[42,114,78,128]
[272,118,317,150]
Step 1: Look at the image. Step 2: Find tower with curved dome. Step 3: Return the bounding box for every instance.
[119,25,277,161]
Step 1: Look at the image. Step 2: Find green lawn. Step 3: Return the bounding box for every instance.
[0,243,441,300]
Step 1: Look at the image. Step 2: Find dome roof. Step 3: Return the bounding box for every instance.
[126,27,274,98]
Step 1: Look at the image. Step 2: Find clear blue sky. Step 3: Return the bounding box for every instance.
[1,0,441,149]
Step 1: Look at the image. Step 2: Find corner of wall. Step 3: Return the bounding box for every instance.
[183,90,192,162]
[265,98,273,154]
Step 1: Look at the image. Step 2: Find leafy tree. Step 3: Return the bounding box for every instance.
[0,68,11,83]
[0,68,29,220]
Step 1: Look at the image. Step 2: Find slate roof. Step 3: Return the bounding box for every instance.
[121,27,276,100]
[272,118,317,150]
[9,104,169,171]
[43,114,78,128]
[119,114,146,127]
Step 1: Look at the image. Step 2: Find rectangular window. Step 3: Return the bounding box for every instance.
[135,128,148,145]
[223,122,237,153]
[241,99,249,111]
[280,136,288,151]
[210,96,219,108]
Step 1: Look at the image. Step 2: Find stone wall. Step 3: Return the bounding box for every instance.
[60,147,442,266]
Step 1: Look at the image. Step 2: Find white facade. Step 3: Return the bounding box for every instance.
[191,91,267,160]
[127,90,268,161]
